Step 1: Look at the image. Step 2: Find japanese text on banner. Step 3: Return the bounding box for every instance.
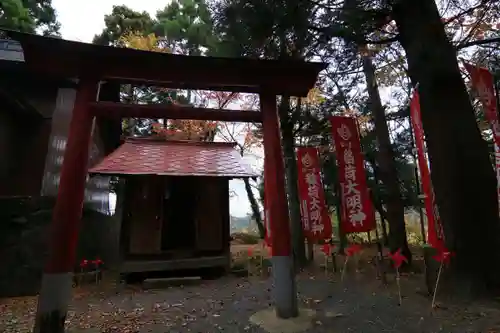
[329,116,375,233]
[296,147,332,241]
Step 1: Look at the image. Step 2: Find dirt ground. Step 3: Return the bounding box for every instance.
[2,245,500,333]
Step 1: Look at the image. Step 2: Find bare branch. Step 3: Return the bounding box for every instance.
[457,37,500,49]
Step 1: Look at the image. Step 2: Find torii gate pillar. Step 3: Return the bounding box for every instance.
[260,92,298,318]
[33,78,99,333]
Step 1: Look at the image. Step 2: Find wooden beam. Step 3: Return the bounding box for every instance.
[89,101,262,123]
[7,30,327,97]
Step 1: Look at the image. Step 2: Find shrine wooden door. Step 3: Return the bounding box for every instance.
[128,176,163,254]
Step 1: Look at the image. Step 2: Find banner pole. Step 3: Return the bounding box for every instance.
[407,103,427,244]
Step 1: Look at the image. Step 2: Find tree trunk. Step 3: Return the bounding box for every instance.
[367,180,389,245]
[333,176,348,252]
[380,213,389,246]
[243,177,265,238]
[393,0,500,294]
[361,53,412,263]
[279,97,307,267]
[366,158,390,245]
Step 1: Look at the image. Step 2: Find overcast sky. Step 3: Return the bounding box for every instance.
[53,0,168,42]
[52,0,258,217]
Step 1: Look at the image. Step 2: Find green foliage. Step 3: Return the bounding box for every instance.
[211,0,317,58]
[0,0,32,32]
[0,0,60,35]
[93,0,216,55]
[92,5,155,45]
[156,0,216,55]
[93,1,219,136]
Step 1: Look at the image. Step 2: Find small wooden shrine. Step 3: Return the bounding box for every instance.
[89,133,257,274]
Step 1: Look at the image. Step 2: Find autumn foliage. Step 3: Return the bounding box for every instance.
[119,31,222,140]
[151,120,218,141]
[118,31,170,53]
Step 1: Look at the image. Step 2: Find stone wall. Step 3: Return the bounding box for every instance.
[0,196,120,298]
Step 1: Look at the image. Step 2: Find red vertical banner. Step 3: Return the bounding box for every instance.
[410,91,445,251]
[329,116,375,233]
[296,147,332,241]
[463,63,500,147]
[463,62,500,214]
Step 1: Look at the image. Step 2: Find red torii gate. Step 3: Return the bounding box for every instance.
[3,30,325,333]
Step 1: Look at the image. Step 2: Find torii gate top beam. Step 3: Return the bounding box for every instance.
[3,30,326,97]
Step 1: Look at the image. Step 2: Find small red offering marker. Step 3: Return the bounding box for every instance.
[388,248,408,305]
[431,248,453,309]
[341,243,363,282]
[346,244,362,257]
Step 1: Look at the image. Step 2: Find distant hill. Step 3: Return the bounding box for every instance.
[230,215,251,233]
[230,215,261,235]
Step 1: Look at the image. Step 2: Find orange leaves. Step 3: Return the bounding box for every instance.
[304,87,325,105]
[194,91,261,153]
[443,5,500,46]
[118,31,170,53]
[292,86,325,106]
[243,131,253,148]
[151,120,218,141]
[199,91,240,109]
[113,35,226,142]
[242,124,261,149]
[218,122,257,148]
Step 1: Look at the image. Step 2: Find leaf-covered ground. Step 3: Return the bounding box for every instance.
[2,268,500,333]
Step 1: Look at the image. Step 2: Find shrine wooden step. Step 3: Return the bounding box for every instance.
[142,276,202,289]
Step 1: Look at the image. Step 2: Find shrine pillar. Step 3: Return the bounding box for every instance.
[260,92,298,318]
[33,78,100,333]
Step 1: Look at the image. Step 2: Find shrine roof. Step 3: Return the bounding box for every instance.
[88,138,258,178]
[2,30,327,96]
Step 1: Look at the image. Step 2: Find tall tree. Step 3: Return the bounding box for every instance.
[307,0,500,294]
[156,0,217,55]
[93,5,155,45]
[360,48,411,261]
[392,0,500,294]
[212,0,322,267]
[0,0,60,35]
